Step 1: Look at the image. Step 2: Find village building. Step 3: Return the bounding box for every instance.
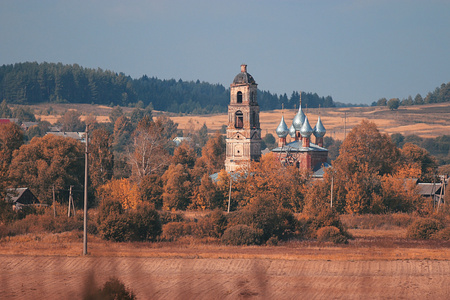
[224,64,329,175]
[5,188,42,210]
[224,64,262,172]
[271,102,330,176]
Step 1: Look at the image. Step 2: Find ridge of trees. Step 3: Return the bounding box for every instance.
[373,82,450,108]
[0,62,335,114]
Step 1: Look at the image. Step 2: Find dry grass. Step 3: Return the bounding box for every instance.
[19,102,450,140]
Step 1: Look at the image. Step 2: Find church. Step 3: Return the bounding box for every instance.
[224,64,329,176]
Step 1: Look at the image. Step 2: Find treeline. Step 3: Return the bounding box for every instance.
[0,62,335,114]
[373,82,450,107]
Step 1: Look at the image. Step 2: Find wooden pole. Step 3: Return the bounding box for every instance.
[52,185,56,217]
[83,126,89,255]
[227,173,232,213]
[330,175,334,209]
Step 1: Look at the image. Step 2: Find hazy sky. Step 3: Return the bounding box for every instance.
[1,0,449,105]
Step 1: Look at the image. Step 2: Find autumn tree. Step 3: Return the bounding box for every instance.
[112,115,133,153]
[128,116,171,182]
[89,127,114,189]
[334,120,400,177]
[8,135,84,205]
[0,122,24,194]
[139,174,163,209]
[201,131,226,174]
[97,178,141,210]
[162,164,192,210]
[400,143,438,181]
[57,110,85,132]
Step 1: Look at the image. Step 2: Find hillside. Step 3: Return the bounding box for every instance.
[0,62,335,114]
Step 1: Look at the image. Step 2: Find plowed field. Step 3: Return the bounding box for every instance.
[2,254,450,299]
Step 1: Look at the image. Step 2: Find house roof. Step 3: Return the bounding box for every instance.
[417,183,442,196]
[5,188,40,205]
[271,140,328,153]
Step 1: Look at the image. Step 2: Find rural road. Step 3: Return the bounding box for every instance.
[1,255,449,299]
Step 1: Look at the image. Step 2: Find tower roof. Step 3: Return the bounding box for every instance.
[313,116,326,138]
[292,106,306,130]
[276,115,289,138]
[300,116,313,138]
[233,64,256,85]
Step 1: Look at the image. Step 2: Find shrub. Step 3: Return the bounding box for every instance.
[227,198,299,243]
[128,204,162,241]
[85,277,136,300]
[98,213,133,242]
[306,209,351,240]
[316,226,348,244]
[221,225,261,246]
[192,209,227,238]
[433,227,450,240]
[159,211,184,225]
[406,218,444,239]
[162,221,192,241]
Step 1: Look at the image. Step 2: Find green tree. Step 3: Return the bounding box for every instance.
[0,100,12,118]
[387,98,400,110]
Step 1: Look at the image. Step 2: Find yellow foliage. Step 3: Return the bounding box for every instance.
[99,178,141,210]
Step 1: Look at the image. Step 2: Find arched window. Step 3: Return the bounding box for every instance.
[235,111,243,129]
[252,111,256,128]
[237,91,242,103]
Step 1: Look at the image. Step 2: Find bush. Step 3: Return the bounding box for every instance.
[316,226,348,244]
[306,209,351,240]
[162,221,192,241]
[128,204,162,241]
[221,225,261,246]
[406,218,444,239]
[85,277,136,300]
[227,198,299,243]
[98,213,133,242]
[192,209,227,238]
[433,227,450,240]
[159,211,184,225]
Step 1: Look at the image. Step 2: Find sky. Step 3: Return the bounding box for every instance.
[1,0,450,105]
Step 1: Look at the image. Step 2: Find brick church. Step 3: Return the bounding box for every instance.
[224,64,329,176]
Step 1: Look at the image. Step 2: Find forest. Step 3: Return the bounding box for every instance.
[0,62,335,114]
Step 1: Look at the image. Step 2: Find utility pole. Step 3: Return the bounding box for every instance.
[227,172,232,213]
[52,185,56,217]
[68,185,75,217]
[330,175,334,209]
[83,126,89,256]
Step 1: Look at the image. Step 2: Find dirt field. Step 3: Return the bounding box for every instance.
[1,232,450,300]
[1,254,450,299]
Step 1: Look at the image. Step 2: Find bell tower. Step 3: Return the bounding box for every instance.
[225,64,261,172]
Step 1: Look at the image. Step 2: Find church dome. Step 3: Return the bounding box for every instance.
[300,116,313,138]
[233,64,256,85]
[292,106,306,130]
[289,123,296,138]
[276,116,289,138]
[313,116,326,138]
